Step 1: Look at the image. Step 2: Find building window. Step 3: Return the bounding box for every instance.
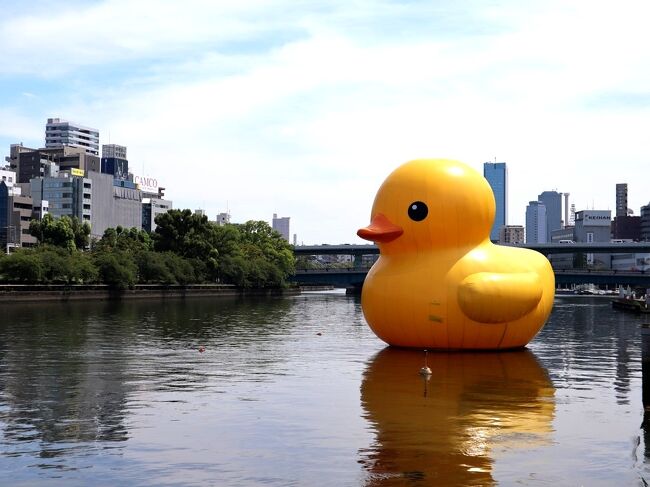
[587,232,594,243]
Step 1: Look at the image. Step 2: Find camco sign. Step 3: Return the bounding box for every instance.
[134,175,159,193]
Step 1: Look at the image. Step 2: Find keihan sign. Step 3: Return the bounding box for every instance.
[134,175,159,193]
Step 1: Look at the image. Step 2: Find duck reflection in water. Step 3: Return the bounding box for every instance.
[359,348,555,486]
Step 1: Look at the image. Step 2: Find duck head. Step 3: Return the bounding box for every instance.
[357,159,495,253]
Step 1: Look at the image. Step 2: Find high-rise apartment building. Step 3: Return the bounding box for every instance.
[46,118,100,156]
[483,162,507,242]
[525,201,547,243]
[616,183,628,217]
[272,213,290,241]
[538,191,562,242]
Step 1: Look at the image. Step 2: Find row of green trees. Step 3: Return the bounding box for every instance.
[0,210,295,289]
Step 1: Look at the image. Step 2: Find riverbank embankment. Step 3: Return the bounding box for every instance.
[0,284,300,303]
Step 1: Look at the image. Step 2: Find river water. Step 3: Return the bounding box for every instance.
[0,292,648,486]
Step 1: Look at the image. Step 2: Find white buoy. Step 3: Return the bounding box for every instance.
[419,349,432,376]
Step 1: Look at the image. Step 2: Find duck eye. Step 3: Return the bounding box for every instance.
[408,201,428,221]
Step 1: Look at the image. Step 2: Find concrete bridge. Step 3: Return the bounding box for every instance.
[294,242,650,256]
[292,242,650,289]
[293,267,650,288]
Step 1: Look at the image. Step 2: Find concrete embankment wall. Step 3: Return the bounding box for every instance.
[0,284,300,303]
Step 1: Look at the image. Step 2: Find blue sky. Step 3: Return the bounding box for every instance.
[2,0,650,243]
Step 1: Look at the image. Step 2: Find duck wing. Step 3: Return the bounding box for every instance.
[457,272,543,323]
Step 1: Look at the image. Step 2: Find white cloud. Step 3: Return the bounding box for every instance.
[2,0,650,242]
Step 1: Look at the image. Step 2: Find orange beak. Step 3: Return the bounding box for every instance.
[357,213,403,243]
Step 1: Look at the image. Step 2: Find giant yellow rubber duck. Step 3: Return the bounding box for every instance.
[357,159,555,350]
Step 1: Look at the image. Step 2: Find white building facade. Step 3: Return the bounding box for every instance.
[46,118,100,156]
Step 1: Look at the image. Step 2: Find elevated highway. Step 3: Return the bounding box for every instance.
[292,242,650,289]
[294,242,650,256]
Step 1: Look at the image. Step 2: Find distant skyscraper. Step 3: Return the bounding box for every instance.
[616,183,628,217]
[525,201,547,243]
[483,162,507,242]
[538,191,562,241]
[272,213,290,241]
[45,118,100,156]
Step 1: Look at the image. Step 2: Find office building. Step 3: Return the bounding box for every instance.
[272,213,290,241]
[101,144,129,179]
[215,212,231,226]
[498,225,524,245]
[616,183,628,217]
[142,197,173,233]
[88,171,142,239]
[30,171,92,223]
[16,146,99,183]
[45,118,100,156]
[0,167,16,188]
[5,143,35,172]
[641,204,650,241]
[525,201,546,243]
[483,162,507,242]
[575,210,611,268]
[538,191,562,241]
[611,216,641,240]
[0,181,37,252]
[574,210,611,243]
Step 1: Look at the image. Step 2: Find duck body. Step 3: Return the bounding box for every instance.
[358,159,554,350]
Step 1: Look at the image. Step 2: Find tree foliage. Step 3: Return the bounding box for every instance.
[2,210,296,289]
[29,214,90,251]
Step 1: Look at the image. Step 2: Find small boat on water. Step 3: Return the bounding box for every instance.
[611,297,650,314]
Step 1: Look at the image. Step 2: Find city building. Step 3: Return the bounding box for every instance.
[142,197,173,233]
[611,215,641,241]
[45,118,100,156]
[101,144,129,179]
[616,183,628,217]
[642,203,650,241]
[5,143,36,172]
[538,191,562,241]
[16,146,100,183]
[30,171,92,223]
[88,171,142,239]
[0,167,16,188]
[483,162,507,242]
[574,210,612,268]
[215,212,231,226]
[272,213,290,241]
[612,183,640,240]
[498,225,524,245]
[574,210,612,243]
[0,181,37,252]
[525,201,546,243]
